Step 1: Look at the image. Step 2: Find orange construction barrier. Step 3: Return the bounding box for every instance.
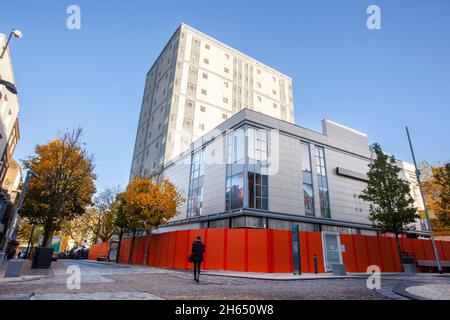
[87,229,450,273]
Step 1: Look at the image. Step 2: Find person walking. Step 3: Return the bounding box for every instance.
[190,236,205,283]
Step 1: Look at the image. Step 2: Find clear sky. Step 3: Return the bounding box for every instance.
[1,0,449,192]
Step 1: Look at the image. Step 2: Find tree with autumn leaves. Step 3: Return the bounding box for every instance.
[20,128,96,247]
[114,177,184,264]
[421,162,450,233]
[59,187,121,247]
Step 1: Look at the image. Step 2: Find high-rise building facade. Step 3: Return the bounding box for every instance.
[131,23,295,178]
[0,32,22,250]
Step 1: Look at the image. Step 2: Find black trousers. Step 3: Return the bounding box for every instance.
[193,261,202,280]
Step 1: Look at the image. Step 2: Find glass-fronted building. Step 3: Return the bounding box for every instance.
[156,108,425,236]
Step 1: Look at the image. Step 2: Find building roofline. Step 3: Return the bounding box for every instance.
[145,24,182,77]
[179,23,292,81]
[323,119,368,137]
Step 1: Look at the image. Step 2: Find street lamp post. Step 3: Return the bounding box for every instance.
[406,126,443,274]
[0,28,22,59]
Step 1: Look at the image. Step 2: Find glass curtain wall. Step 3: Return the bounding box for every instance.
[315,146,331,218]
[187,148,205,217]
[300,142,314,216]
[226,126,269,211]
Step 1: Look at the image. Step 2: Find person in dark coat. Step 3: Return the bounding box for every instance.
[191,236,205,283]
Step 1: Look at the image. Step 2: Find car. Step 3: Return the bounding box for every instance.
[73,246,89,259]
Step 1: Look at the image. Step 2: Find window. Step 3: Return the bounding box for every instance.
[272,90,277,95]
[184,118,192,127]
[257,96,262,102]
[199,124,205,130]
[202,73,208,79]
[227,128,245,164]
[225,128,245,210]
[273,103,278,109]
[225,53,230,59]
[187,149,205,217]
[224,67,229,74]
[222,113,228,120]
[224,82,229,88]
[257,69,261,75]
[257,82,261,88]
[226,168,244,211]
[300,142,314,216]
[248,169,268,210]
[201,89,207,95]
[247,127,267,162]
[189,67,197,75]
[316,146,330,218]
[205,44,210,50]
[204,58,209,64]
[223,97,228,104]
[188,83,196,91]
[225,126,270,212]
[200,106,206,112]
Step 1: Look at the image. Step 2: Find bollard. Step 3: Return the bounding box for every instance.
[313,255,318,274]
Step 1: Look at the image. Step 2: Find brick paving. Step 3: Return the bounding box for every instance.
[1,260,449,300]
[0,260,385,300]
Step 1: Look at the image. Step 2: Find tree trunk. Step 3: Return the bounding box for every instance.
[41,212,55,247]
[25,224,35,259]
[116,230,123,263]
[94,216,101,244]
[128,231,136,265]
[142,229,152,266]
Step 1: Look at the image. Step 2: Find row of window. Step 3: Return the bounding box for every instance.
[186,126,331,218]
[300,143,331,219]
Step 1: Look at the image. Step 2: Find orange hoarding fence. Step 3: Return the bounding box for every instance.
[204,229,225,270]
[87,229,450,274]
[304,232,325,273]
[247,229,268,272]
[272,230,293,273]
[226,229,246,271]
[88,242,109,260]
[340,234,358,272]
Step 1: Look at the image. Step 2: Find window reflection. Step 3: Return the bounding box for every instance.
[300,142,315,216]
[187,149,204,217]
[316,146,330,218]
[225,126,269,211]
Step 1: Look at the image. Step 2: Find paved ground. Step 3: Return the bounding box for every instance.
[0,259,449,300]
[405,284,450,300]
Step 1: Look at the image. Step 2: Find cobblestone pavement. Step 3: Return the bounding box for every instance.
[0,260,448,300]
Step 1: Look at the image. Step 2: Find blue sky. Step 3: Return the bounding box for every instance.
[1,0,449,192]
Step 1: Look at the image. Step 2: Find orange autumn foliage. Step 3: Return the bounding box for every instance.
[119,177,185,232]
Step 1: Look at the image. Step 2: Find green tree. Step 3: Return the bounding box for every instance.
[359,143,419,260]
[20,128,96,247]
